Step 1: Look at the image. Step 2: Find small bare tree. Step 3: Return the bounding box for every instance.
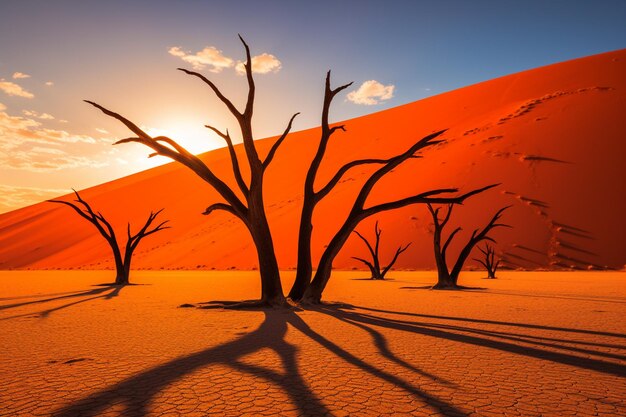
[351,221,411,280]
[474,244,501,279]
[49,190,169,285]
[427,203,510,289]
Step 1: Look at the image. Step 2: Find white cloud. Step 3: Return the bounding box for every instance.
[45,81,54,86]
[95,127,109,134]
[0,185,69,214]
[0,148,106,172]
[168,46,234,72]
[0,102,105,172]
[235,53,282,75]
[0,79,34,98]
[22,110,55,120]
[347,80,395,105]
[12,72,31,79]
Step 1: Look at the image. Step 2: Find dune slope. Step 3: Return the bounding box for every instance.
[1,49,624,271]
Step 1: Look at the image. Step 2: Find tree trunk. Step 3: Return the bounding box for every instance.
[248,185,285,305]
[432,272,457,289]
[115,248,133,285]
[114,256,128,285]
[289,204,314,300]
[302,218,357,303]
[114,268,129,285]
[431,222,456,289]
[112,245,128,285]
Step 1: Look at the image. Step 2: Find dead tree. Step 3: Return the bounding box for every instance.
[84,36,498,305]
[426,203,510,289]
[85,36,298,306]
[48,190,169,285]
[474,244,501,279]
[288,71,500,302]
[351,221,411,280]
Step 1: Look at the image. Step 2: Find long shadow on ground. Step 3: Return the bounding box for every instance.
[52,307,464,417]
[0,285,125,320]
[401,286,626,304]
[314,304,626,377]
[51,303,626,416]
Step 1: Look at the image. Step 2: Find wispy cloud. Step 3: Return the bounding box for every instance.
[95,127,109,134]
[22,110,55,120]
[0,149,106,172]
[0,102,106,172]
[45,81,54,86]
[0,184,69,214]
[12,72,31,79]
[0,79,34,98]
[347,80,395,105]
[168,46,234,72]
[235,53,282,75]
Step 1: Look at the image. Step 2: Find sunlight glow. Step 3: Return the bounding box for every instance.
[143,122,224,156]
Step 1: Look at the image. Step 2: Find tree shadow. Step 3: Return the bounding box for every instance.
[349,277,412,282]
[0,290,94,302]
[315,304,626,377]
[450,289,626,304]
[0,285,125,320]
[51,301,626,416]
[355,305,626,339]
[52,308,465,417]
[400,285,487,291]
[400,285,626,303]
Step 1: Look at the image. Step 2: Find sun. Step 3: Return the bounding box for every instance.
[143,115,227,156]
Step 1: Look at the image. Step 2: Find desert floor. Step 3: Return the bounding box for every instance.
[0,270,625,417]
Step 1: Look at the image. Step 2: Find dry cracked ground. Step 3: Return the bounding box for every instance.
[0,270,624,416]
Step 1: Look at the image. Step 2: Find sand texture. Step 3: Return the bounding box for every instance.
[1,50,625,271]
[1,271,625,416]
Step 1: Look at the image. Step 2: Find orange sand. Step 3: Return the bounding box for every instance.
[1,271,625,416]
[1,49,625,271]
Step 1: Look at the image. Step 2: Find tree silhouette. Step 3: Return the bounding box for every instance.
[474,244,501,279]
[426,203,510,289]
[48,190,169,285]
[85,35,499,305]
[351,221,411,280]
[288,72,499,302]
[85,36,298,306]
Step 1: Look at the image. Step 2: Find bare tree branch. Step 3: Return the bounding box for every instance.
[351,256,376,273]
[362,184,499,218]
[202,203,239,218]
[351,130,448,213]
[49,190,168,285]
[85,100,248,217]
[353,230,377,262]
[205,125,249,196]
[177,69,241,118]
[381,242,412,277]
[448,206,512,281]
[238,34,255,118]
[263,112,300,169]
[442,227,462,259]
[315,157,392,202]
[351,222,410,280]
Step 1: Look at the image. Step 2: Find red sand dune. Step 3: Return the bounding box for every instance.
[1,49,624,271]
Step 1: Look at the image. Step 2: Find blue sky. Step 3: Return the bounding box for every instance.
[0,0,625,212]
